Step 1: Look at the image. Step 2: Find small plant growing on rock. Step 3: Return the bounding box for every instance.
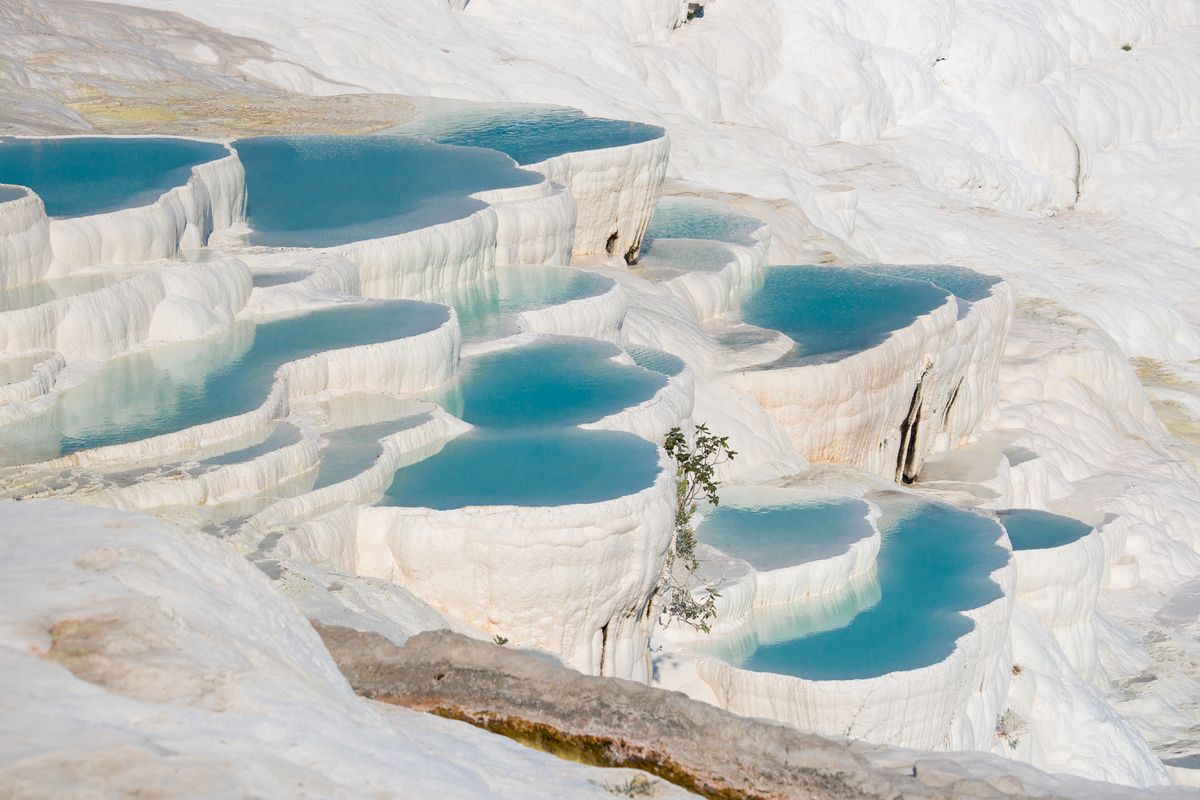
[658,423,735,633]
[995,708,1027,750]
[599,774,658,797]
[493,635,509,646]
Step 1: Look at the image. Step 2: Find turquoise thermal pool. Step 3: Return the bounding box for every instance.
[0,273,124,313]
[0,137,229,217]
[861,265,1001,303]
[740,266,949,366]
[409,105,663,166]
[199,423,303,468]
[0,301,448,466]
[626,346,685,377]
[697,488,875,571]
[635,238,737,272]
[313,411,435,490]
[696,497,1009,680]
[431,337,666,429]
[380,428,660,509]
[997,508,1093,551]
[251,270,311,289]
[445,266,613,339]
[234,135,540,247]
[642,197,763,247]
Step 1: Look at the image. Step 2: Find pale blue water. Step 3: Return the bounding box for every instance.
[0,273,123,313]
[740,266,949,366]
[998,509,1093,551]
[313,412,434,490]
[199,423,302,467]
[861,265,1000,303]
[1166,755,1200,769]
[636,238,737,272]
[251,270,311,288]
[431,337,666,429]
[0,137,228,218]
[626,346,685,377]
[642,197,762,247]
[446,266,613,339]
[235,135,540,247]
[702,496,1008,679]
[0,186,25,203]
[0,301,448,466]
[414,106,662,166]
[697,491,875,570]
[380,428,660,509]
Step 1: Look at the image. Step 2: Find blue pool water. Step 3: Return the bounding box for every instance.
[447,266,613,339]
[251,270,311,289]
[0,186,26,203]
[642,197,763,247]
[0,137,228,218]
[861,265,1000,303]
[636,238,737,272]
[0,273,124,313]
[380,428,660,509]
[626,346,685,377]
[700,496,1008,679]
[411,105,663,166]
[199,423,303,468]
[1166,755,1200,769]
[697,488,875,571]
[740,266,949,366]
[0,301,448,466]
[432,337,666,429]
[998,509,1093,551]
[234,135,540,247]
[313,411,434,490]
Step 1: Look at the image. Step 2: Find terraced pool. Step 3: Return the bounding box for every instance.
[0,300,448,466]
[446,266,613,339]
[998,508,1093,551]
[0,137,229,217]
[697,495,1009,679]
[234,135,541,247]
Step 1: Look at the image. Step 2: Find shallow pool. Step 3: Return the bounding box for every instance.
[406,104,663,166]
[0,273,124,313]
[860,265,1000,303]
[251,270,311,289]
[642,197,763,247]
[0,186,26,203]
[0,137,229,218]
[998,508,1093,551]
[234,135,540,247]
[314,410,434,490]
[0,300,448,466]
[199,422,303,468]
[739,266,949,366]
[698,495,1008,679]
[431,337,666,429]
[697,488,875,571]
[636,238,737,272]
[380,427,660,509]
[626,346,685,377]
[445,266,613,339]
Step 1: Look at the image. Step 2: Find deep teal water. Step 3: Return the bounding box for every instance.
[0,301,448,465]
[701,497,1009,679]
[740,266,949,365]
[998,508,1093,551]
[380,428,660,508]
[431,337,665,429]
[234,135,539,247]
[0,137,228,217]
[419,107,663,166]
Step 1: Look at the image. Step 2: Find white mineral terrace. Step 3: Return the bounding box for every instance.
[3,2,1200,792]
